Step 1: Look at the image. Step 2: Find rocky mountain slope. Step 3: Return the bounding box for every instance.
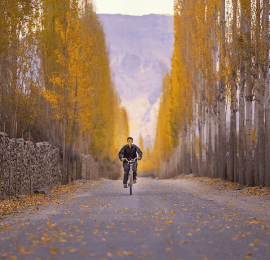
[98,14,174,147]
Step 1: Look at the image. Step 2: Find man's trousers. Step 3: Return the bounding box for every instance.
[123,162,137,184]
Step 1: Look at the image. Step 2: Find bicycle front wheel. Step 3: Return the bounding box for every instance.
[130,184,132,195]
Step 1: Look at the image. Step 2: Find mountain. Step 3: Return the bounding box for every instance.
[98,14,174,147]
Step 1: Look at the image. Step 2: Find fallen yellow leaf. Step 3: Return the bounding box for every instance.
[50,247,57,255]
[145,252,154,257]
[124,251,133,256]
[18,245,25,253]
[116,251,123,256]
[243,252,253,259]
[179,240,189,245]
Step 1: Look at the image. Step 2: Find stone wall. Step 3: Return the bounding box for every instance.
[0,132,123,199]
[0,133,62,198]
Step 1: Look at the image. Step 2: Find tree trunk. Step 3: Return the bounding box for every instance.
[201,98,206,176]
[228,93,236,182]
[264,0,270,186]
[63,3,69,184]
[186,124,191,174]
[219,0,226,180]
[258,76,265,186]
[233,93,238,182]
[192,87,198,174]
[209,112,214,178]
[214,111,219,178]
[228,0,238,183]
[218,97,226,179]
[253,0,262,186]
[239,0,249,186]
[212,8,218,179]
[206,108,210,177]
[69,75,79,183]
[199,111,203,176]
[245,0,253,187]
[239,62,246,185]
[245,39,253,187]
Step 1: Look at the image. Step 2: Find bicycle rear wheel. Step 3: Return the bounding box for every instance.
[129,170,133,195]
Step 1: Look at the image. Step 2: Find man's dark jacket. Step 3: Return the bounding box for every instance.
[118,144,143,162]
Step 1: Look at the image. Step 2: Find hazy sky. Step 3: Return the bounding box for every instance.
[93,0,174,16]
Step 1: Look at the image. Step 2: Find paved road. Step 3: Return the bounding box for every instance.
[1,177,270,260]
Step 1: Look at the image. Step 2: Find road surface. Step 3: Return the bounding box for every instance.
[1,177,270,260]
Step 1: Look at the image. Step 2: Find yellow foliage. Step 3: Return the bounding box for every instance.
[39,0,129,161]
[153,0,223,171]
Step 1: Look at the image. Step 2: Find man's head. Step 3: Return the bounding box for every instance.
[127,137,133,147]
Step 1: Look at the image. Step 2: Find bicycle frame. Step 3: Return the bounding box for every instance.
[127,162,134,185]
[123,158,137,195]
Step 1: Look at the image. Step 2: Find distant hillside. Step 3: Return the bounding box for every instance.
[98,14,174,146]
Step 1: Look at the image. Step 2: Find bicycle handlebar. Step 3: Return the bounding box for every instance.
[123,157,139,163]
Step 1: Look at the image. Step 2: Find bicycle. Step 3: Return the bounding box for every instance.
[123,157,138,195]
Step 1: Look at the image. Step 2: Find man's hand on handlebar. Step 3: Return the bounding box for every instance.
[121,157,141,162]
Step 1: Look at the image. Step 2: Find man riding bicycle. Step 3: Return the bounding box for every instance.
[118,137,143,188]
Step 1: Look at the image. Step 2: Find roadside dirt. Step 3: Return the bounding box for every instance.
[0,180,96,219]
[172,174,270,221]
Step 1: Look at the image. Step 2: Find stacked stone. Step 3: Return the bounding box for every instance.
[0,134,21,197]
[0,132,98,199]
[0,133,62,198]
[32,142,62,191]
